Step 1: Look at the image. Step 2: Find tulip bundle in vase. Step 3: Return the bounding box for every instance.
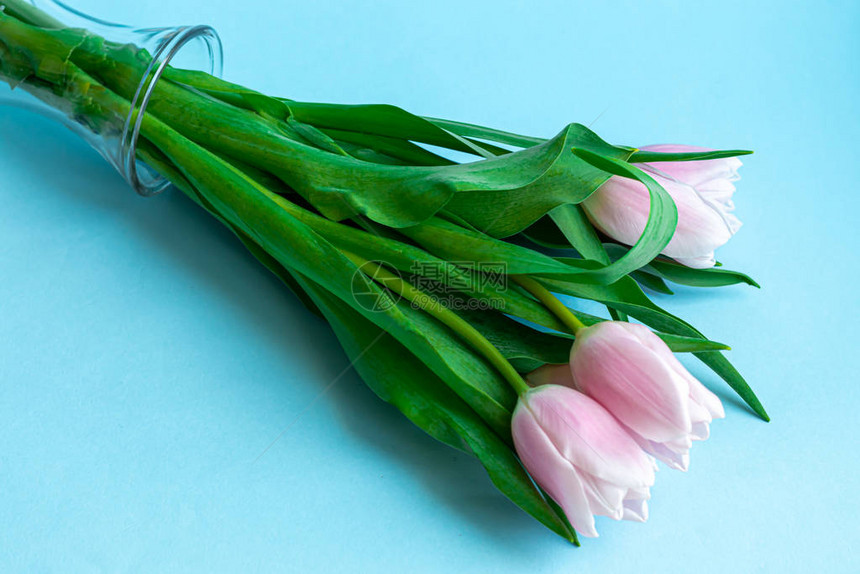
[0,0,767,544]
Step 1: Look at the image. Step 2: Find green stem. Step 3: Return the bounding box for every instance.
[513,275,587,335]
[344,252,530,396]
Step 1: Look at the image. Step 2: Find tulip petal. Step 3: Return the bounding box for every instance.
[572,323,692,442]
[639,144,743,188]
[527,386,657,488]
[690,421,710,441]
[672,253,717,269]
[631,432,691,471]
[512,397,599,537]
[687,397,712,424]
[581,474,627,520]
[622,496,649,522]
[687,378,726,420]
[657,177,736,259]
[581,176,650,247]
[623,323,726,424]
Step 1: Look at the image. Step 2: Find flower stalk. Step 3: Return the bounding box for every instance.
[513,275,587,335]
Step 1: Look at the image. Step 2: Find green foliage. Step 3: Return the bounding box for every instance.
[0,3,767,543]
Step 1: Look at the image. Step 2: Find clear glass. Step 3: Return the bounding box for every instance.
[0,1,223,196]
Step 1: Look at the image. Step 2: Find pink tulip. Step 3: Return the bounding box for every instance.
[512,384,656,537]
[570,321,725,471]
[582,144,743,268]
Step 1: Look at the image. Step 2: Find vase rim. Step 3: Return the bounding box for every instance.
[121,24,224,197]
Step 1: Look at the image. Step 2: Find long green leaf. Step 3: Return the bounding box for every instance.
[628,149,753,163]
[549,204,610,264]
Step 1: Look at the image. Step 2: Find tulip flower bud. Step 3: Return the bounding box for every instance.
[512,384,656,537]
[581,144,743,269]
[570,322,725,471]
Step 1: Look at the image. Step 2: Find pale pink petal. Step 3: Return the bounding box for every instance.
[511,397,598,537]
[626,486,652,501]
[570,321,724,471]
[581,175,652,248]
[622,486,650,522]
[583,173,735,264]
[580,474,627,520]
[696,177,738,206]
[671,253,717,269]
[622,495,649,522]
[690,421,710,441]
[687,398,711,425]
[571,323,692,442]
[526,386,656,488]
[658,177,735,260]
[639,144,743,188]
[631,431,691,471]
[622,323,726,423]
[687,377,726,420]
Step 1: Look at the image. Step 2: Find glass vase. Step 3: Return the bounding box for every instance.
[0,0,223,196]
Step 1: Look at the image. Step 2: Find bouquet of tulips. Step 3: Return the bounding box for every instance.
[0,0,767,544]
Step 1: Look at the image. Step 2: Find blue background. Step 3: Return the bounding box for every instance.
[1,0,857,571]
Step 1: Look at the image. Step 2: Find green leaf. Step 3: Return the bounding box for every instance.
[402,214,676,288]
[424,117,546,148]
[146,78,639,238]
[603,244,760,288]
[657,333,729,353]
[549,204,610,264]
[441,124,631,237]
[163,67,292,119]
[535,206,633,318]
[462,136,514,157]
[521,215,573,250]
[694,351,769,422]
[287,101,496,158]
[319,127,454,166]
[631,270,675,295]
[628,149,753,163]
[646,258,760,288]
[282,116,350,156]
[235,200,569,334]
[401,217,578,276]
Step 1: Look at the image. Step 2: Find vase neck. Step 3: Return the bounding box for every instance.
[0,0,223,196]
